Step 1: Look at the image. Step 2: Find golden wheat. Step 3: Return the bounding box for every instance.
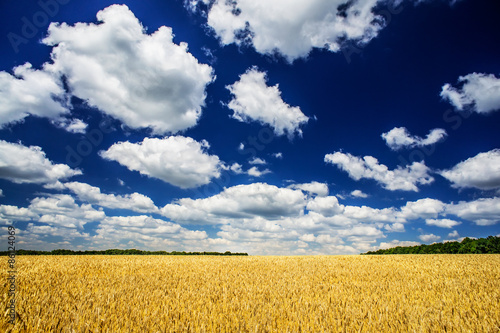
[2,255,499,332]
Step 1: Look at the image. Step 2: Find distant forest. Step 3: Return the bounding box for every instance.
[1,249,248,256]
[363,236,500,255]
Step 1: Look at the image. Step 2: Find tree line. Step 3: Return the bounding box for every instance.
[363,236,500,255]
[1,249,248,256]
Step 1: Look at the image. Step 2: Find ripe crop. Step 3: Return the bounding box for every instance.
[2,255,499,332]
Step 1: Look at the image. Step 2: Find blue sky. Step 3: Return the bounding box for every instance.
[0,0,499,254]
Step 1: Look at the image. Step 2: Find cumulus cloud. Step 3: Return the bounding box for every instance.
[100,136,222,189]
[419,233,441,243]
[445,197,500,226]
[425,218,461,228]
[400,198,445,220]
[247,166,271,178]
[227,67,309,138]
[448,230,459,238]
[42,4,214,134]
[249,157,266,165]
[288,182,329,197]
[228,162,270,178]
[306,196,344,216]
[96,216,207,241]
[441,73,500,114]
[440,149,500,190]
[324,151,434,191]
[188,0,389,62]
[0,63,69,127]
[52,118,88,134]
[0,140,81,185]
[381,127,447,151]
[64,182,158,214]
[161,183,307,224]
[351,190,368,198]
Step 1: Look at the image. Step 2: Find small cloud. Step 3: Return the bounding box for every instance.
[238,143,245,150]
[118,179,125,186]
[272,152,283,159]
[447,230,459,238]
[53,118,88,134]
[247,166,271,178]
[381,127,447,151]
[350,190,368,198]
[230,163,244,174]
[425,218,461,228]
[249,157,266,165]
[419,233,441,243]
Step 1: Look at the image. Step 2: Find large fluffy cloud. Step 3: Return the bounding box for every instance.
[440,149,500,190]
[0,63,69,127]
[227,67,309,138]
[161,183,307,224]
[100,136,222,189]
[188,0,388,62]
[38,4,213,134]
[381,127,447,151]
[441,73,500,114]
[324,151,434,191]
[445,197,500,226]
[0,140,81,185]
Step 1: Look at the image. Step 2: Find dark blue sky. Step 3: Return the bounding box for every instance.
[0,0,499,254]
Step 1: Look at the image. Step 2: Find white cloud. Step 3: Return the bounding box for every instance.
[189,0,387,62]
[100,136,222,189]
[381,127,447,151]
[229,162,244,174]
[384,222,405,232]
[419,233,441,243]
[400,198,445,220]
[249,157,266,165]
[161,183,307,224]
[351,190,368,198]
[288,181,329,197]
[28,194,105,229]
[324,151,434,191]
[52,118,88,134]
[445,197,500,226]
[0,189,3,197]
[448,230,459,238]
[0,205,38,223]
[247,166,271,178]
[228,162,270,178]
[441,73,500,114]
[306,196,344,216]
[96,216,207,241]
[378,239,420,250]
[272,152,283,159]
[0,140,81,185]
[440,149,500,190]
[42,4,214,134]
[227,67,309,138]
[64,182,158,214]
[425,218,461,228]
[0,63,69,128]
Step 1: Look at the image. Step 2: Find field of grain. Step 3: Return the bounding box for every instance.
[2,255,500,332]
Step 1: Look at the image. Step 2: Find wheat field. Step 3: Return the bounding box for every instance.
[2,255,499,332]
